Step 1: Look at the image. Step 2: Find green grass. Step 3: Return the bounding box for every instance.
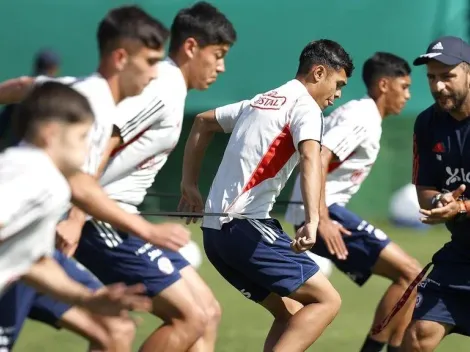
[14,219,467,351]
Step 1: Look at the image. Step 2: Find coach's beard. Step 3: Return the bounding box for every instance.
[432,92,467,113]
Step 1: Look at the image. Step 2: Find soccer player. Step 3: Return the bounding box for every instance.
[71,3,237,351]
[179,39,354,351]
[0,82,151,350]
[284,52,422,352]
[401,36,470,352]
[0,6,189,352]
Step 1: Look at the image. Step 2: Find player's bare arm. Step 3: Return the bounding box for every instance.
[22,255,151,315]
[179,109,223,223]
[317,146,351,259]
[0,76,35,104]
[292,139,321,253]
[57,127,124,256]
[68,171,190,251]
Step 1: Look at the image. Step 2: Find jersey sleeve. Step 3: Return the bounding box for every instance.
[321,105,368,161]
[412,110,439,187]
[215,100,250,133]
[289,95,323,150]
[0,175,51,239]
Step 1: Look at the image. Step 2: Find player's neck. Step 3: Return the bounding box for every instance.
[368,92,387,119]
[97,63,122,103]
[169,52,190,90]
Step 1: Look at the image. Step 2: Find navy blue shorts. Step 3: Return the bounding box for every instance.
[203,218,320,303]
[295,204,391,286]
[74,220,190,298]
[0,250,103,350]
[413,262,470,336]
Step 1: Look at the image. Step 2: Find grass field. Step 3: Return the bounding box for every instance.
[14,218,467,351]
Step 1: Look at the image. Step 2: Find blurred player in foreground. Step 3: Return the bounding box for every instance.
[179,39,354,351]
[401,35,470,352]
[71,3,237,351]
[285,52,421,352]
[0,6,189,352]
[0,82,151,351]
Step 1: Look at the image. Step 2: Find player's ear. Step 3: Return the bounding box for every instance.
[183,37,198,59]
[378,77,388,93]
[112,48,129,72]
[311,65,327,83]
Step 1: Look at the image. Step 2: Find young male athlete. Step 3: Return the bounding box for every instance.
[70,3,237,351]
[0,6,189,352]
[401,36,470,352]
[285,52,422,352]
[0,82,151,351]
[179,39,354,351]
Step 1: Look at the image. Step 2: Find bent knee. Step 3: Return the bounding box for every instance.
[398,258,423,286]
[404,320,444,352]
[104,317,136,342]
[206,297,222,325]
[182,306,208,339]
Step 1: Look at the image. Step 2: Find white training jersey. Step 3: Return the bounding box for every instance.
[100,58,187,213]
[35,74,116,175]
[0,145,70,295]
[285,96,382,225]
[203,79,323,230]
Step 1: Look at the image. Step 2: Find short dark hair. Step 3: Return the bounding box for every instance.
[13,82,94,142]
[97,5,169,55]
[362,52,411,89]
[297,39,354,78]
[169,1,237,53]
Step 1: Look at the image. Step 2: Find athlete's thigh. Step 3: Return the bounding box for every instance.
[75,220,182,298]
[179,265,217,311]
[372,241,422,282]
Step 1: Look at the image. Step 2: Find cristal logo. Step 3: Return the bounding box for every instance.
[445,166,470,185]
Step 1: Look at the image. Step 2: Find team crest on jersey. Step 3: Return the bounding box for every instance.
[251,91,286,110]
[415,293,423,308]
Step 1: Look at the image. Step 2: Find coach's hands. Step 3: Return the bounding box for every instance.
[318,218,351,260]
[56,218,84,257]
[291,221,317,253]
[148,223,190,251]
[81,283,151,316]
[419,184,466,224]
[178,182,204,224]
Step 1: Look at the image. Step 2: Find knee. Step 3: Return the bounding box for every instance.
[398,258,423,286]
[325,287,342,317]
[104,317,136,344]
[181,306,208,340]
[403,321,437,352]
[205,297,222,326]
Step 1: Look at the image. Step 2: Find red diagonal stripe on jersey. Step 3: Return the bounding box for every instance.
[242,124,296,193]
[110,126,151,157]
[328,151,355,173]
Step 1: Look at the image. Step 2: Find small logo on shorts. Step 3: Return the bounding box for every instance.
[157,257,174,275]
[373,228,388,241]
[415,293,423,308]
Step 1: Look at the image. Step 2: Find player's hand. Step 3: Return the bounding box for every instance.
[55,219,85,257]
[318,218,351,260]
[147,223,190,251]
[420,185,466,224]
[291,221,317,253]
[178,182,204,224]
[81,283,152,316]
